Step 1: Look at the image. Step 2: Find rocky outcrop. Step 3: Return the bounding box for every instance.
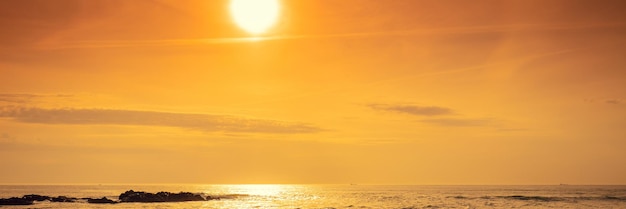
[51,196,77,202]
[1,190,211,205]
[87,197,118,204]
[0,197,33,205]
[22,194,50,201]
[119,190,205,202]
[0,195,80,205]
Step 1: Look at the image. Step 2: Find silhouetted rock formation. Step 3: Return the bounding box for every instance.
[22,194,50,201]
[0,197,33,205]
[87,197,118,204]
[119,190,205,202]
[1,190,210,205]
[51,196,77,202]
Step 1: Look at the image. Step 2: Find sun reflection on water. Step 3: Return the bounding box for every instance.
[195,184,327,208]
[225,184,286,196]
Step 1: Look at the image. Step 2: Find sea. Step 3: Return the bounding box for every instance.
[1,184,625,209]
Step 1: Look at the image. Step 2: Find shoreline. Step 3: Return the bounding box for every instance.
[0,190,213,205]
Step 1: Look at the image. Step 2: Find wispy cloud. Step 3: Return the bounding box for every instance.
[496,128,529,132]
[606,99,622,105]
[368,103,499,127]
[0,93,73,104]
[419,118,493,127]
[0,132,16,144]
[0,94,38,103]
[0,107,322,134]
[34,22,626,50]
[584,98,623,105]
[368,104,453,116]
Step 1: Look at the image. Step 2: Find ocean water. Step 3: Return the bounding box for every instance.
[1,184,625,208]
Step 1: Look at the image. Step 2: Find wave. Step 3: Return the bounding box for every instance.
[448,195,626,202]
[208,193,250,199]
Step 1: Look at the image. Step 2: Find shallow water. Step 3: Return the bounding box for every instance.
[1,185,625,208]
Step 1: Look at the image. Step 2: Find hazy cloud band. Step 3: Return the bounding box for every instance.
[368,104,453,116]
[419,118,492,127]
[0,107,322,134]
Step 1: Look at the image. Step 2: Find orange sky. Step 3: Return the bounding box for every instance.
[1,0,626,185]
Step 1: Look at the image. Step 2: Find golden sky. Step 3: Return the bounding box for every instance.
[1,0,626,185]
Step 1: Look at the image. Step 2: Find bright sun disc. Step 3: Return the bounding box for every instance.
[230,0,280,35]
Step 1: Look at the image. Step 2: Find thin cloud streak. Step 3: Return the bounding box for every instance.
[369,104,495,127]
[368,104,453,116]
[0,107,322,134]
[35,22,626,50]
[0,93,73,104]
[0,94,41,104]
[584,98,624,105]
[606,99,622,105]
[420,118,493,127]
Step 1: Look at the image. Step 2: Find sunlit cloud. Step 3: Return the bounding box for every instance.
[419,118,493,127]
[583,98,624,105]
[368,104,500,128]
[496,128,530,132]
[0,93,73,104]
[605,99,622,105]
[0,94,39,104]
[33,22,626,50]
[0,132,15,140]
[0,107,322,134]
[368,104,453,116]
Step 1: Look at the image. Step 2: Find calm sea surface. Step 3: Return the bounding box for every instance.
[1,185,625,208]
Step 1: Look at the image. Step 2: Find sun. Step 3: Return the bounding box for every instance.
[230,0,280,35]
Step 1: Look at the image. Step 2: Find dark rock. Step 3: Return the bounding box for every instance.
[51,196,77,202]
[22,194,50,201]
[166,192,205,202]
[119,190,205,202]
[119,190,165,202]
[0,197,33,205]
[87,197,118,204]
